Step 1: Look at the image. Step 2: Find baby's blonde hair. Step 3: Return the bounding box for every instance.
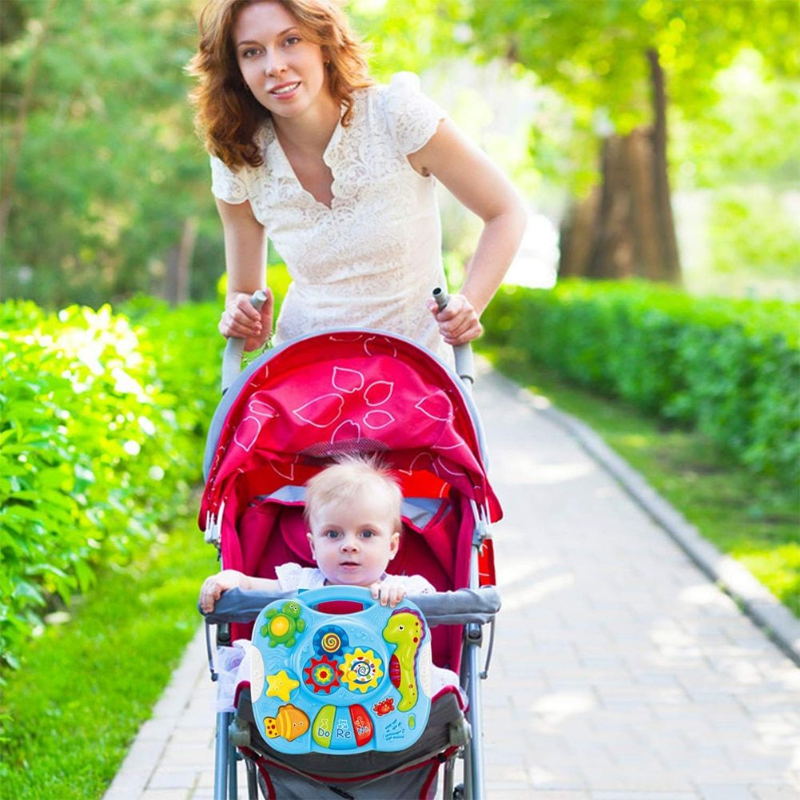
[304,454,402,532]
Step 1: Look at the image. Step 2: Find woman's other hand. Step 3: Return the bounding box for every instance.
[219,289,274,351]
[428,292,483,346]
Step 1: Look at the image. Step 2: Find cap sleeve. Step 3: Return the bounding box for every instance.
[383,72,446,156]
[274,562,305,591]
[210,155,249,205]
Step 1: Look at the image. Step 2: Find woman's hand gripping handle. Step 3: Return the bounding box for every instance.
[433,287,475,387]
[221,290,268,394]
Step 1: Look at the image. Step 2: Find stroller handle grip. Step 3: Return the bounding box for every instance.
[221,290,268,394]
[432,288,475,387]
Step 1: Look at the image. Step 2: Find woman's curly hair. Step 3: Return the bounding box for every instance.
[187,0,373,169]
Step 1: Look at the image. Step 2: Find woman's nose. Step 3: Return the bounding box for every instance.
[265,48,286,76]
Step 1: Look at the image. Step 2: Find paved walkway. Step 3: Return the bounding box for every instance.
[105,365,800,800]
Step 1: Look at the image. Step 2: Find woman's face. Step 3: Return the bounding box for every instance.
[233,1,332,122]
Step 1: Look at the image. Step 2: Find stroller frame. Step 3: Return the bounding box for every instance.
[201,307,499,799]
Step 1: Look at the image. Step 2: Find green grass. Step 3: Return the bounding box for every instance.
[481,344,800,619]
[0,515,216,799]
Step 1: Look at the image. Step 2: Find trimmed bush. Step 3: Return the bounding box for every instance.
[482,280,800,488]
[0,300,222,670]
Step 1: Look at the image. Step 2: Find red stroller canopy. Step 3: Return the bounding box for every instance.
[200,331,501,526]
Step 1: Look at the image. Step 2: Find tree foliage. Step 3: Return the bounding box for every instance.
[0,0,218,306]
[356,0,799,192]
[468,0,799,193]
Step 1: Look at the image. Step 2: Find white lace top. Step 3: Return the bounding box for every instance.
[210,72,450,359]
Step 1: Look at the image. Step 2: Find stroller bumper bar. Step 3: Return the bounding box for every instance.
[200,585,501,627]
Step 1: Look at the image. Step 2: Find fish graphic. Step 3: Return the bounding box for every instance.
[263,703,310,742]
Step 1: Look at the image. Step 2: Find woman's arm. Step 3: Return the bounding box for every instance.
[409,119,528,346]
[216,197,274,351]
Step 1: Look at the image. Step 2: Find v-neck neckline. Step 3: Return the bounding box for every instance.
[270,115,344,212]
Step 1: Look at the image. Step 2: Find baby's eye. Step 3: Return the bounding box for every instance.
[360,529,376,539]
[323,529,341,539]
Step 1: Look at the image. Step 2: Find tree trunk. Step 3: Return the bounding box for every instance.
[0,0,60,247]
[558,50,682,283]
[165,218,197,305]
[558,187,599,278]
[647,47,681,282]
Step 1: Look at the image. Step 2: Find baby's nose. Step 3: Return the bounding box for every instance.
[340,536,358,551]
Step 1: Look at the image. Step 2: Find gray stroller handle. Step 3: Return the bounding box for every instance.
[432,288,475,387]
[221,290,268,394]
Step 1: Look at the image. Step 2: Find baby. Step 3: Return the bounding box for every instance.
[199,454,435,613]
[200,455,463,710]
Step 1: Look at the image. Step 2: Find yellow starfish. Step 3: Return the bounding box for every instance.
[266,670,300,703]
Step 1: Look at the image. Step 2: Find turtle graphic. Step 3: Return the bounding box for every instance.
[261,601,306,648]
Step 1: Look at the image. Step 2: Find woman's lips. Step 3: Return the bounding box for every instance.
[269,81,300,98]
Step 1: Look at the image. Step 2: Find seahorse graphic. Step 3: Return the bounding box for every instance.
[382,609,425,712]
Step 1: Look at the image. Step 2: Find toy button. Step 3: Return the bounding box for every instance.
[330,707,355,750]
[311,705,335,749]
[350,704,374,747]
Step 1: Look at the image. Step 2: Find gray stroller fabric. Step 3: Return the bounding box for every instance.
[202,586,501,627]
[257,760,438,800]
[241,688,466,797]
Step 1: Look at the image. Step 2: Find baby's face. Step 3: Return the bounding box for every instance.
[307,487,400,588]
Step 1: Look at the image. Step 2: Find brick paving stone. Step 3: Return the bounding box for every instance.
[751,787,800,800]
[696,786,756,800]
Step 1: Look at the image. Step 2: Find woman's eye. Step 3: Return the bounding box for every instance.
[284,35,301,46]
[241,47,260,59]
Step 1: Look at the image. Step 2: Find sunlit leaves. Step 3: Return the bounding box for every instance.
[0,299,222,670]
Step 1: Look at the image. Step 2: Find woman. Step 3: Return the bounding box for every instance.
[189,0,527,359]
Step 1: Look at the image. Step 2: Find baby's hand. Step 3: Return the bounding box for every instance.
[199,569,249,613]
[371,577,407,608]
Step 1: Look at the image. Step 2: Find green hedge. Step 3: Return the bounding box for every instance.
[0,299,222,671]
[482,280,800,489]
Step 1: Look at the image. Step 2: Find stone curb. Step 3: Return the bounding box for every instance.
[488,367,800,667]
[103,625,208,799]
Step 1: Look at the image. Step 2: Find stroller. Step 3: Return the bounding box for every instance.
[199,303,502,799]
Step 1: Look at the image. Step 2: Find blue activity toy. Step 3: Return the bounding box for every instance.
[250,586,433,755]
